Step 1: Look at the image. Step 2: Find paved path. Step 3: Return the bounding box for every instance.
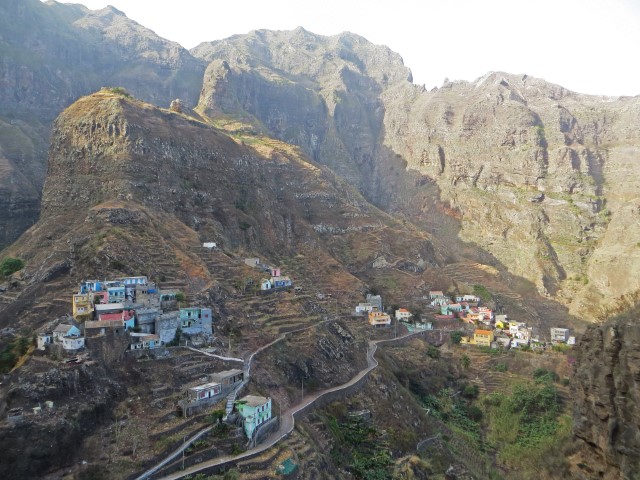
[183,346,244,363]
[153,328,443,480]
[136,320,337,480]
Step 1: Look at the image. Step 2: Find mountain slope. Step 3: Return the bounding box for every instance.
[0,0,205,245]
[192,31,640,317]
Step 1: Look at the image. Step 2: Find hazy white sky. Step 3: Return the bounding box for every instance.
[70,0,640,96]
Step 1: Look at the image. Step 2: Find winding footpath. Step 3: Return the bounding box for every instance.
[147,327,441,480]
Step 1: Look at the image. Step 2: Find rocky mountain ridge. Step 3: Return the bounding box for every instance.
[190,30,640,318]
[3,1,640,319]
[0,0,205,246]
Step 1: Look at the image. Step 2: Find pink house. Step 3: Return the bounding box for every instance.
[99,310,134,322]
[93,291,108,304]
[270,267,281,277]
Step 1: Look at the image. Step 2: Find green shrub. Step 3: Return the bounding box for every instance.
[0,257,24,277]
[494,362,508,372]
[450,331,465,344]
[105,86,132,98]
[426,345,441,359]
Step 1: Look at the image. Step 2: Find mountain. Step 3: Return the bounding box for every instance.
[1,5,640,478]
[191,29,640,318]
[0,0,205,247]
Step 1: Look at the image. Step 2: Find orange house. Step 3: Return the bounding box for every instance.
[473,329,494,347]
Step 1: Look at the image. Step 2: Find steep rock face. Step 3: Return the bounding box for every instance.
[193,31,640,317]
[0,0,205,245]
[0,89,444,331]
[573,312,640,478]
[192,28,410,197]
[41,89,402,256]
[0,117,46,248]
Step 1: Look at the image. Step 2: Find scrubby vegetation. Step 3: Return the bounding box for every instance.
[0,256,24,277]
[0,335,31,373]
[322,404,393,479]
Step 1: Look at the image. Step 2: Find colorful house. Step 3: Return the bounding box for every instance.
[80,280,103,294]
[105,282,126,303]
[118,276,148,285]
[159,289,178,302]
[269,267,281,277]
[495,314,508,329]
[261,279,272,290]
[271,276,292,288]
[236,395,272,439]
[429,290,445,299]
[368,311,392,326]
[179,307,213,338]
[93,291,108,305]
[473,329,494,347]
[72,294,94,320]
[53,324,81,340]
[180,308,212,328]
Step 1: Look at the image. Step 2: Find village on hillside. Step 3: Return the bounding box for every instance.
[4,247,575,477]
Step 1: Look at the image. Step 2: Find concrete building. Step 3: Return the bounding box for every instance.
[368,311,391,326]
[236,395,272,439]
[551,328,570,343]
[366,294,383,312]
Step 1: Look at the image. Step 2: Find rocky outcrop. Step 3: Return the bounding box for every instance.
[573,309,640,478]
[0,0,206,245]
[193,31,640,317]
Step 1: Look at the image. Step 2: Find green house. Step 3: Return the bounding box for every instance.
[236,395,272,438]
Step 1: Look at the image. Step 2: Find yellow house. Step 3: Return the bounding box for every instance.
[368,311,391,326]
[72,293,94,320]
[473,329,494,347]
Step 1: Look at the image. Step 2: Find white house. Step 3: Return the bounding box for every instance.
[551,328,569,343]
[244,258,260,267]
[53,324,81,340]
[355,302,375,315]
[61,336,85,351]
[395,308,413,321]
[261,279,272,290]
[37,333,52,351]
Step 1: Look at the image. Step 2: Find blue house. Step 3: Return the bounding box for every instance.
[80,280,103,294]
[105,282,126,303]
[179,307,212,328]
[118,276,148,285]
[272,276,292,288]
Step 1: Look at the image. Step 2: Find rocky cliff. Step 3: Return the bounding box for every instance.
[0,0,205,244]
[573,302,640,478]
[192,31,640,317]
[0,88,449,333]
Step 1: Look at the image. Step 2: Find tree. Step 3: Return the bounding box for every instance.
[450,331,465,344]
[461,354,471,370]
[0,257,24,277]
